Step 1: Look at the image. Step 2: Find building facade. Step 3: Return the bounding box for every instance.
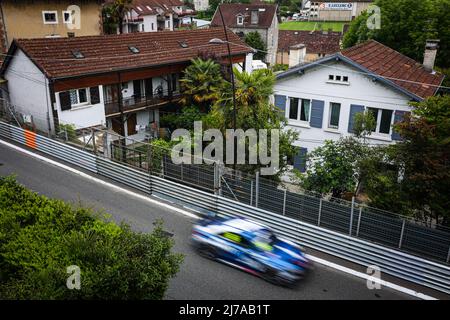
[273,40,444,172]
[0,28,253,141]
[211,3,279,66]
[308,0,373,21]
[0,0,104,53]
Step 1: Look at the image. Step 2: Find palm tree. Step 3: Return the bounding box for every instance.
[179,58,225,112]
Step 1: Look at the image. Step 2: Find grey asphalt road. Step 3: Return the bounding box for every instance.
[0,142,416,300]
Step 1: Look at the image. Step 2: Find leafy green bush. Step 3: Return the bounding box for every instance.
[0,176,183,299]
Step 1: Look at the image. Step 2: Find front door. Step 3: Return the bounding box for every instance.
[127,113,137,136]
[111,117,123,135]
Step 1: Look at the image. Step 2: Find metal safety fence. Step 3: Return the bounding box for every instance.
[1,121,449,295]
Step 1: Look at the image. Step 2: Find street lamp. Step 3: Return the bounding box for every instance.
[209,5,238,171]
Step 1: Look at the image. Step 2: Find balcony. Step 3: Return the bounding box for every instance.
[104,90,181,116]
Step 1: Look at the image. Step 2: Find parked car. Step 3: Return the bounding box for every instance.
[192,215,310,287]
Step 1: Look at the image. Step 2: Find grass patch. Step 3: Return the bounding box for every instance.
[280,21,346,32]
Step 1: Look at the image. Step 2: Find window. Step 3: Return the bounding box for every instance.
[43,11,58,24]
[237,15,244,25]
[62,11,71,24]
[289,97,310,122]
[251,11,259,24]
[328,102,341,128]
[368,107,393,134]
[289,97,299,120]
[69,88,89,106]
[328,74,349,84]
[128,46,140,54]
[300,99,311,121]
[72,50,84,59]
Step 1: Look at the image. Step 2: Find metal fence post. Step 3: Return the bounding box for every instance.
[255,171,259,208]
[399,219,406,249]
[349,197,355,236]
[318,198,322,226]
[446,246,450,264]
[91,129,97,154]
[282,189,287,216]
[181,162,184,181]
[250,180,253,206]
[356,207,362,237]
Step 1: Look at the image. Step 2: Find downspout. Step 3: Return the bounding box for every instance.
[44,77,52,137]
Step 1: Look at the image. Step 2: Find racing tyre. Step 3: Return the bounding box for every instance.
[197,245,217,260]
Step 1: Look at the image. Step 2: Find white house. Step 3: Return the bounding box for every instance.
[0,28,253,141]
[274,40,444,172]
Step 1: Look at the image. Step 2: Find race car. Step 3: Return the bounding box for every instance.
[191,215,310,287]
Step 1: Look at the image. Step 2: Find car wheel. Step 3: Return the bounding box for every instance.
[197,245,217,260]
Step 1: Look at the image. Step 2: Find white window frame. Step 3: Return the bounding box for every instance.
[62,10,72,24]
[237,15,244,25]
[69,88,90,109]
[42,11,58,24]
[327,74,350,85]
[328,102,341,129]
[288,97,311,124]
[367,107,394,135]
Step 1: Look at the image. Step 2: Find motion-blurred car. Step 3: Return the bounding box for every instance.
[192,215,310,287]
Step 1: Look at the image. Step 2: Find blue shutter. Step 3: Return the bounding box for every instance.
[274,94,287,117]
[348,104,365,133]
[293,147,307,173]
[391,111,409,141]
[310,100,324,128]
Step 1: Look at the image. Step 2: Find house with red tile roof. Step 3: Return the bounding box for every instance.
[211,3,278,66]
[276,30,342,67]
[0,28,253,138]
[273,40,445,172]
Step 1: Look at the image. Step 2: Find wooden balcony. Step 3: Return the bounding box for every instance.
[104,91,181,117]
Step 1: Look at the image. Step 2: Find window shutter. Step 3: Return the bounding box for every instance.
[310,100,324,128]
[293,147,307,173]
[348,104,365,133]
[59,91,71,111]
[391,110,409,141]
[89,86,100,105]
[274,94,286,117]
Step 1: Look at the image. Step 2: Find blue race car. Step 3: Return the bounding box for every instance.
[192,215,310,287]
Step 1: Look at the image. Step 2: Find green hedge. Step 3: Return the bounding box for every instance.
[0,176,183,299]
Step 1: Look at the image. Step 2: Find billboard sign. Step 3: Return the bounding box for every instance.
[319,2,354,10]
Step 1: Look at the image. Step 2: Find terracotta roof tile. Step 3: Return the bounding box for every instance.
[211,3,277,29]
[342,40,444,98]
[278,30,341,55]
[8,28,252,79]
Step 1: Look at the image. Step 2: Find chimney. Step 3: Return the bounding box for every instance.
[423,39,439,72]
[289,43,306,68]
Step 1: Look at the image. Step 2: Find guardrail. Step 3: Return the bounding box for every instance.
[1,121,449,295]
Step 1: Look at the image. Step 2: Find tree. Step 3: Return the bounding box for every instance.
[389,95,450,226]
[0,176,183,299]
[206,68,299,177]
[342,0,450,69]
[294,137,370,198]
[179,58,226,112]
[244,32,267,61]
[102,0,133,34]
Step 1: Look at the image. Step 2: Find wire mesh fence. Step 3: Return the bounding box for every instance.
[0,104,449,264]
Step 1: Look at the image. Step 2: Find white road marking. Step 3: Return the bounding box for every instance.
[0,139,439,300]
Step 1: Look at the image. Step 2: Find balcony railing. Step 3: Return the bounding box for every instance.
[104,90,181,116]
